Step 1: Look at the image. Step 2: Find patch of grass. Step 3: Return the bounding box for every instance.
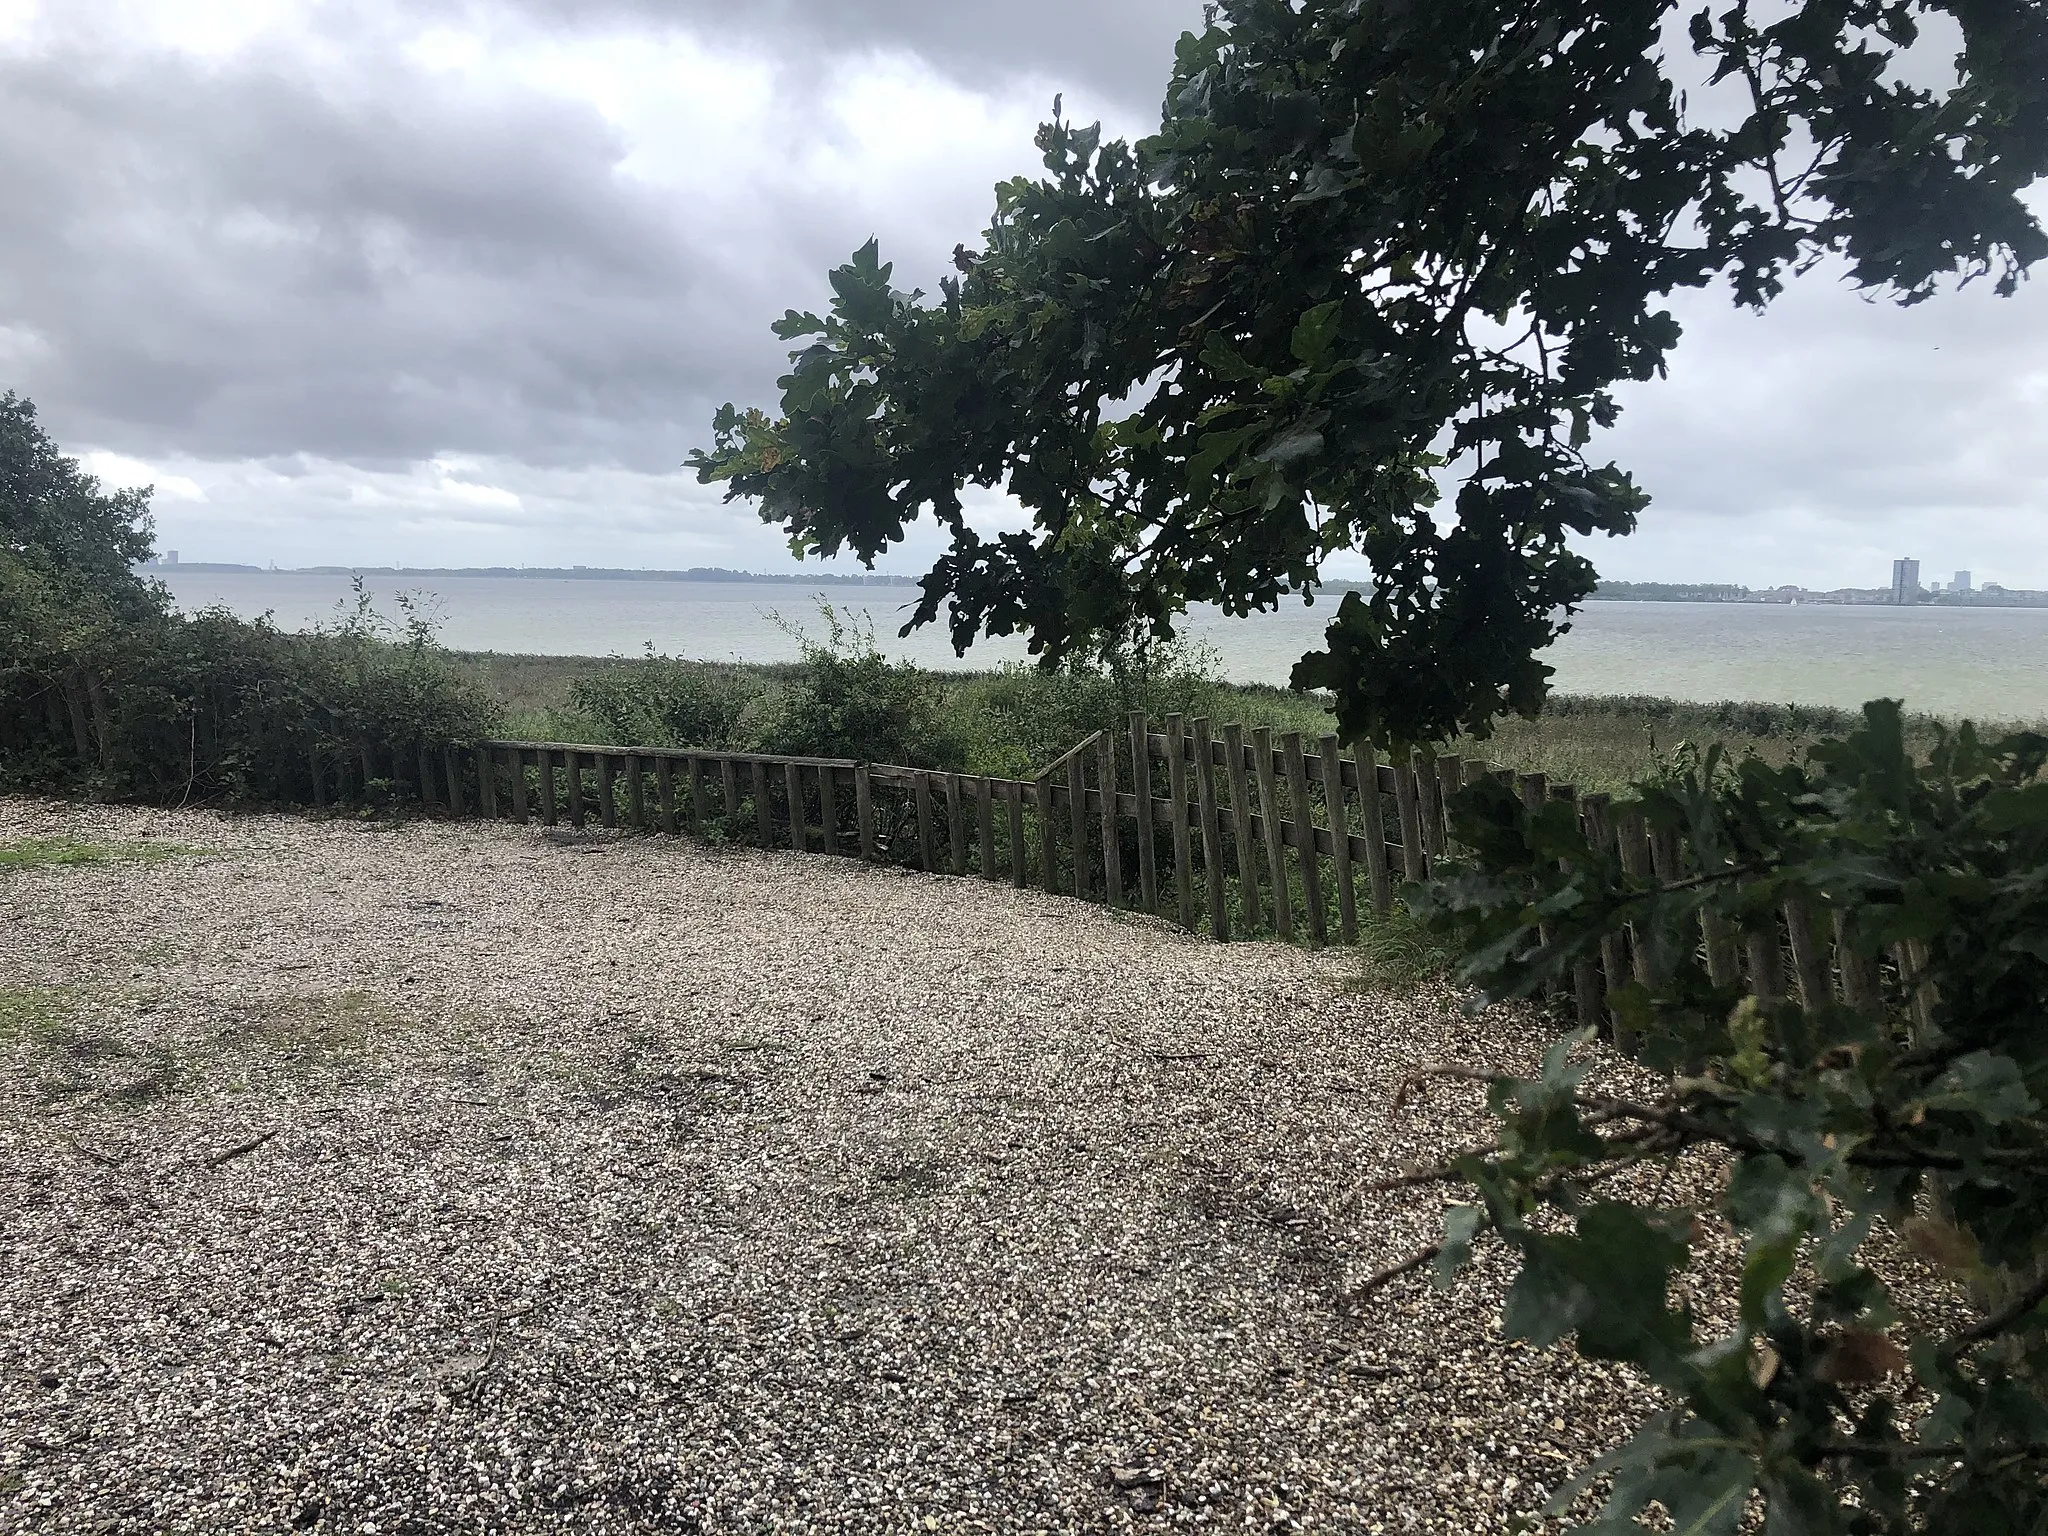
[0,837,207,873]
[0,984,79,1046]
[1350,906,1459,993]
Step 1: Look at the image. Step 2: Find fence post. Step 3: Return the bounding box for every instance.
[1006,780,1026,887]
[539,749,559,827]
[625,755,647,830]
[1036,775,1060,896]
[946,772,969,876]
[1835,911,1884,1017]
[1066,747,1089,900]
[1192,719,1229,941]
[1549,783,1602,1028]
[656,756,677,836]
[1394,760,1429,882]
[978,778,997,880]
[444,746,466,817]
[1252,727,1292,941]
[1222,723,1262,934]
[1283,733,1326,945]
[1165,716,1195,930]
[416,744,437,808]
[309,749,328,809]
[1783,897,1829,1010]
[1129,714,1159,915]
[470,744,492,819]
[1320,735,1357,945]
[855,764,877,861]
[594,753,617,828]
[720,759,739,826]
[1356,742,1393,916]
[784,761,806,852]
[917,772,941,873]
[1745,906,1786,1002]
[1615,809,1656,990]
[1413,749,1446,858]
[567,751,588,828]
[1434,757,1464,849]
[750,762,771,844]
[1095,736,1123,910]
[1582,793,1631,1049]
[506,748,527,824]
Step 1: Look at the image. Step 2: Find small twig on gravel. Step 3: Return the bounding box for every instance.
[58,1134,126,1169]
[204,1127,282,1168]
[1350,1241,1444,1299]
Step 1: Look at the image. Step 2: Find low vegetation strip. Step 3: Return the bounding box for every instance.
[0,794,1667,1534]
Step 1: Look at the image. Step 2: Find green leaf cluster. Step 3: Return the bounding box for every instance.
[695,2,2048,746]
[1413,700,2048,1532]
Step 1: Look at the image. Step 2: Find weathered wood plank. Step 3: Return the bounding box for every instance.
[1414,749,1445,858]
[720,758,739,825]
[1192,719,1228,941]
[1036,775,1060,895]
[686,756,705,837]
[1784,896,1829,1010]
[1252,727,1292,942]
[1320,735,1357,945]
[1129,713,1159,914]
[978,777,997,880]
[1165,716,1194,930]
[1746,911,1786,1002]
[539,749,559,827]
[1836,910,1884,1017]
[916,772,939,872]
[1549,784,1602,1027]
[1395,760,1429,882]
[785,761,806,852]
[475,744,498,820]
[1616,810,1656,987]
[1354,739,1393,916]
[565,751,587,829]
[417,745,438,807]
[751,761,771,844]
[1095,735,1122,910]
[946,772,968,877]
[1519,774,1551,985]
[1007,779,1026,888]
[446,746,468,818]
[503,746,525,824]
[855,763,876,861]
[1066,750,1089,900]
[1284,733,1325,945]
[656,755,677,836]
[596,754,618,829]
[1582,793,1631,1048]
[625,755,647,830]
[1221,724,1263,934]
[1434,757,1464,850]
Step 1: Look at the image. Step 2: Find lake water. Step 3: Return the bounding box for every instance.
[157,571,2048,723]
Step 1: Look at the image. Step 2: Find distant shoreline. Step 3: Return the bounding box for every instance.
[139,563,918,587]
[140,564,2048,608]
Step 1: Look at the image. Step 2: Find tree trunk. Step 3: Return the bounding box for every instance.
[63,670,94,763]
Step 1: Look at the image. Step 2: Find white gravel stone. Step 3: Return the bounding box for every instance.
[1,796,1654,1534]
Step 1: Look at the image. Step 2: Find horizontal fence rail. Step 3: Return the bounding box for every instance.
[319,718,1929,1055]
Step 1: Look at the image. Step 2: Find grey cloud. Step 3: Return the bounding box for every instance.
[508,0,1203,118]
[0,29,855,472]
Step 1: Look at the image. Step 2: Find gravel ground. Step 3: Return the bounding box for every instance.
[1,796,1653,1535]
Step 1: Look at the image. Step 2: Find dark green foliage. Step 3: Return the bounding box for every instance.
[568,648,767,753]
[0,393,500,806]
[1412,701,2048,1532]
[751,608,967,769]
[694,0,2048,747]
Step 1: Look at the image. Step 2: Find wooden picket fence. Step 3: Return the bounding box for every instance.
[325,715,1925,1047]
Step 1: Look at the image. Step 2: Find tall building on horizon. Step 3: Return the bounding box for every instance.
[1891,557,1921,604]
[1955,569,1972,593]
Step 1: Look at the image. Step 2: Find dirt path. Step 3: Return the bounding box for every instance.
[0,798,1637,1534]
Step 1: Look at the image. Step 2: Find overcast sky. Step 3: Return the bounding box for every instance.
[3,0,2043,590]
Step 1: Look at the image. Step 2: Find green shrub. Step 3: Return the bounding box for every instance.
[567,649,769,750]
[752,607,967,769]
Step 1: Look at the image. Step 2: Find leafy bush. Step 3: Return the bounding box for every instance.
[751,606,966,769]
[1408,700,2048,1533]
[566,649,768,751]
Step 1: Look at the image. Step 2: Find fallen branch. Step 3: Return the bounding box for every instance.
[205,1127,281,1168]
[58,1134,125,1170]
[1350,1241,1443,1299]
